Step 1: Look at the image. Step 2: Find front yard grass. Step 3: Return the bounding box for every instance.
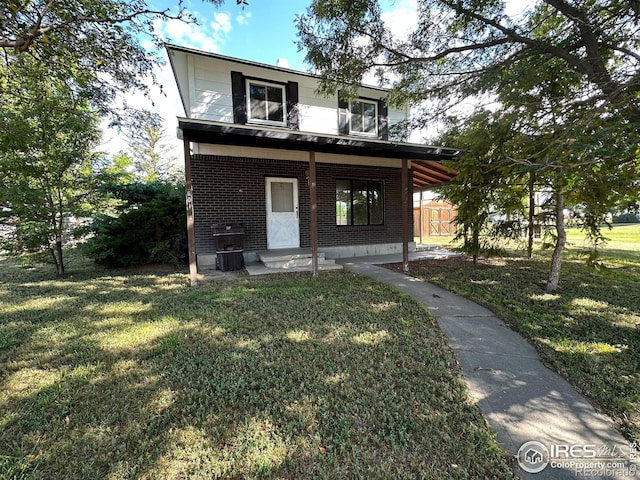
[0,257,514,479]
[391,238,640,442]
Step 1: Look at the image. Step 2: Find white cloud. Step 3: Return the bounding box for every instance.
[236,11,252,26]
[155,16,222,53]
[212,12,232,34]
[380,0,418,42]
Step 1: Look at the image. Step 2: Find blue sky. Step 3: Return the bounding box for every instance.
[154,0,310,70]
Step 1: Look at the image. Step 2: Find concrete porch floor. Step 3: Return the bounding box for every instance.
[245,246,460,275]
[201,246,460,278]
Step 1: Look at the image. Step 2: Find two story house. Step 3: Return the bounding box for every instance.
[166,44,458,280]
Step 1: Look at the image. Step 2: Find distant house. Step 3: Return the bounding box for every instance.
[166,44,458,280]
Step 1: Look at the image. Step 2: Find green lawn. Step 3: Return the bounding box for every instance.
[566,223,640,255]
[419,221,640,250]
[0,257,514,479]
[398,224,640,441]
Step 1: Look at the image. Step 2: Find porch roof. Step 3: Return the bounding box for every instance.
[178,118,459,189]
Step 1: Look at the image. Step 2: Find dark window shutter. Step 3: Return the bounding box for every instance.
[338,90,349,135]
[378,99,389,140]
[286,81,299,130]
[230,71,247,124]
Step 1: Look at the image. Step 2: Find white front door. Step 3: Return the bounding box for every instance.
[266,177,300,249]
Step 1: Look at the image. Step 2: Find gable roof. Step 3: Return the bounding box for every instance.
[165,43,391,93]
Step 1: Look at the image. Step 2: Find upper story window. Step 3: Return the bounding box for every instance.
[246,80,287,126]
[231,71,299,129]
[338,91,388,140]
[349,99,378,136]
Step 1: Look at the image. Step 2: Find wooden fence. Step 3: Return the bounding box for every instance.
[413,200,457,241]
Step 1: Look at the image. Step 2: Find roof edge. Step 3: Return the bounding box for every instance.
[164,43,392,94]
[178,117,462,162]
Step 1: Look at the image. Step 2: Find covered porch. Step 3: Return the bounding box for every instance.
[179,119,459,284]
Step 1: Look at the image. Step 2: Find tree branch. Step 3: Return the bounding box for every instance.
[2,5,189,53]
[542,0,615,93]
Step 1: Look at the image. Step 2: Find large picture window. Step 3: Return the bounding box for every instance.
[247,80,286,125]
[349,99,378,136]
[336,179,384,225]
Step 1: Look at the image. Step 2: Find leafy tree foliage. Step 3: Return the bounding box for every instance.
[1,1,186,116]
[299,0,640,291]
[85,182,187,268]
[0,0,245,116]
[0,59,102,275]
[121,109,181,182]
[437,110,532,260]
[299,0,640,123]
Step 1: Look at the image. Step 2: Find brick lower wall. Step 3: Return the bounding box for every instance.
[190,154,413,255]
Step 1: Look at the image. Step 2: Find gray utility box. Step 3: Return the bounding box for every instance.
[212,223,244,271]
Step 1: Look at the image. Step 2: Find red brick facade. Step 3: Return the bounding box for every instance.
[191,154,413,255]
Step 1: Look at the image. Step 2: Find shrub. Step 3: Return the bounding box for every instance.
[85,182,187,267]
[612,213,640,224]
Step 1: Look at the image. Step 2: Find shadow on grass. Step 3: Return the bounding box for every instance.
[395,254,640,441]
[0,257,515,479]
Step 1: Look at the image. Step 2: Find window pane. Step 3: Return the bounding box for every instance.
[336,180,351,225]
[369,181,384,225]
[250,84,266,101]
[350,101,377,134]
[351,113,363,132]
[352,180,368,225]
[363,114,376,133]
[271,182,294,212]
[249,84,266,120]
[363,102,376,117]
[267,86,284,122]
[363,103,377,133]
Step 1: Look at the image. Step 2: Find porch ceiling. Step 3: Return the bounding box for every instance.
[178,118,459,188]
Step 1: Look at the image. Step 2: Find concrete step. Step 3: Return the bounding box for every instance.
[256,249,325,263]
[246,262,343,276]
[263,257,337,269]
[253,249,342,273]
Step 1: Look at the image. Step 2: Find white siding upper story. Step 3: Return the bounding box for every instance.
[167,45,408,139]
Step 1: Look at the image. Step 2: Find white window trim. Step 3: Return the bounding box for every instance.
[246,79,287,127]
[349,99,378,137]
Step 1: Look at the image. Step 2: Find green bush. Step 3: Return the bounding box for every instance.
[85,182,187,267]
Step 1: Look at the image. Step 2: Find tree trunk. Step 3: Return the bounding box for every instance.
[472,224,479,265]
[546,188,565,292]
[527,172,535,259]
[50,238,65,276]
[55,239,65,276]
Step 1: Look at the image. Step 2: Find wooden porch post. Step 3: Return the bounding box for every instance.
[419,190,424,245]
[309,151,319,277]
[184,135,198,286]
[402,158,409,272]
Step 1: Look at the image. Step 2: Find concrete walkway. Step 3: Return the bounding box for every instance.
[338,255,636,479]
